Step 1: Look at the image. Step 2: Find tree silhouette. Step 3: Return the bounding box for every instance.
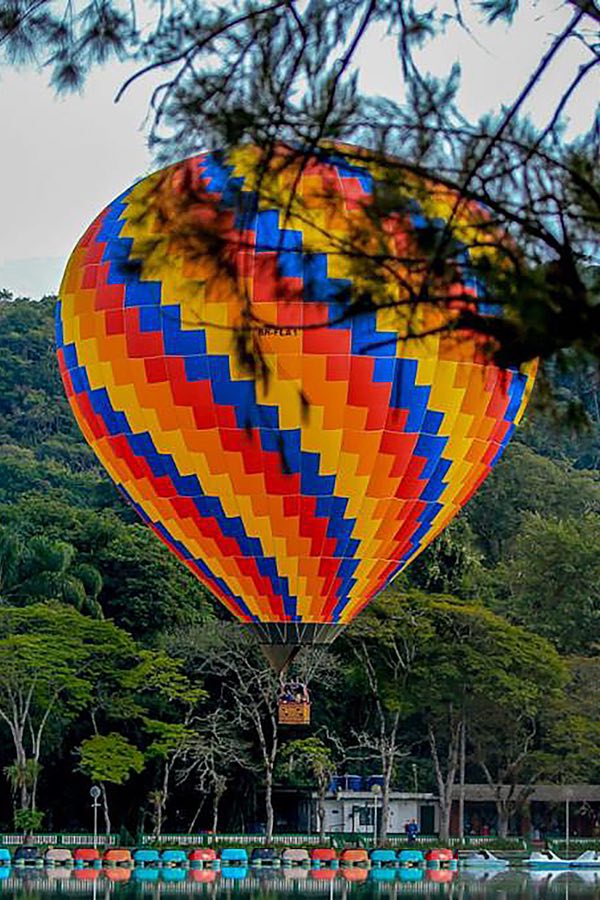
[0,0,598,369]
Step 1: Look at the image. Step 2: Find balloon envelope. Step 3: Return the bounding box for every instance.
[56,144,535,646]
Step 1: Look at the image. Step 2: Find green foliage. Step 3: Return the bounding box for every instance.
[348,590,566,719]
[404,519,489,600]
[14,808,44,834]
[0,299,80,449]
[4,760,41,796]
[279,737,335,789]
[0,602,139,719]
[91,525,215,639]
[0,527,103,616]
[0,602,140,816]
[79,734,145,785]
[496,514,600,654]
[466,443,600,563]
[1,293,600,833]
[0,444,103,508]
[144,720,198,761]
[345,590,435,718]
[534,657,600,784]
[127,650,207,708]
[0,298,216,639]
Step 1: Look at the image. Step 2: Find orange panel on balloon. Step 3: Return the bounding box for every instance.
[57,144,535,637]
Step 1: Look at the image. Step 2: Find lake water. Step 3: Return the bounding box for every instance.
[0,868,595,899]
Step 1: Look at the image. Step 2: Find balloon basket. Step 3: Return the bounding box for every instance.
[278,701,311,725]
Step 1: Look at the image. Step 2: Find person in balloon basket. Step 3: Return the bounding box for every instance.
[280,682,309,704]
[405,818,420,843]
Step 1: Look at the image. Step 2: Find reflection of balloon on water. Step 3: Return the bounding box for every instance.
[56,143,535,672]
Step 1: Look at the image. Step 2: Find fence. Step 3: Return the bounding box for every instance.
[0,834,117,846]
[140,833,326,847]
[549,838,600,854]
[140,832,450,848]
[0,831,528,850]
[443,836,527,850]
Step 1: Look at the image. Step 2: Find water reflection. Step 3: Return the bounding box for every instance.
[2,867,600,898]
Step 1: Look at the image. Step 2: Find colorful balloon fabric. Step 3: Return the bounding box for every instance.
[56,144,535,643]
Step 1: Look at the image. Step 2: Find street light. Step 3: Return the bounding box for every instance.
[90,786,101,849]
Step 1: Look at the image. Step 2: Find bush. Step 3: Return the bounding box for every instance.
[14,808,44,834]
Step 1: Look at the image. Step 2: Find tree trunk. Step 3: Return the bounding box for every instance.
[212,786,224,835]
[18,759,28,813]
[154,759,172,840]
[497,804,509,838]
[156,799,163,839]
[188,799,204,834]
[253,702,278,845]
[0,695,57,818]
[265,764,274,843]
[428,718,461,843]
[13,736,29,812]
[439,806,451,844]
[20,784,28,813]
[30,761,40,814]
[379,753,394,844]
[479,758,534,841]
[153,794,163,841]
[31,701,56,815]
[317,784,326,843]
[458,718,466,842]
[100,782,111,838]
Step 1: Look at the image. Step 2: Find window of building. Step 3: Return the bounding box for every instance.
[355,805,374,827]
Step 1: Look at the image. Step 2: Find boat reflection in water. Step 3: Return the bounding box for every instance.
[2,867,600,897]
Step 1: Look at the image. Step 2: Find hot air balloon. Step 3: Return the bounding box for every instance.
[56,143,535,716]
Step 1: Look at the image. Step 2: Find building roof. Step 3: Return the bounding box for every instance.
[320,791,436,801]
[450,784,600,803]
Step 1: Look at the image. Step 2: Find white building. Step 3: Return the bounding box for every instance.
[314,790,439,836]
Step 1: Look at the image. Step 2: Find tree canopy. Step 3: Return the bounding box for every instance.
[0,2,598,370]
[0,293,599,835]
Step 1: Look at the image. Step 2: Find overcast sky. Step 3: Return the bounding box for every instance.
[0,2,597,299]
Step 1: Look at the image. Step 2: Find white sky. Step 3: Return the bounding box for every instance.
[0,1,597,299]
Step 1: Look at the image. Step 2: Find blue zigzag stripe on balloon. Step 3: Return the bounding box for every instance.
[116,483,256,620]
[56,328,300,621]
[58,147,532,624]
[89,168,458,543]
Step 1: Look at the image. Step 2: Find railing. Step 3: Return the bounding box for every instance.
[0,833,117,846]
[329,834,437,849]
[0,830,527,850]
[446,836,528,849]
[140,832,527,849]
[141,832,443,849]
[328,834,524,849]
[549,838,600,854]
[140,833,326,846]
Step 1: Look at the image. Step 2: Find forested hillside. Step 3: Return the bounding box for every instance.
[1,292,599,840]
[0,295,216,637]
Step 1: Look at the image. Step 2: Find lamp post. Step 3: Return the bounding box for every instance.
[566,788,572,859]
[90,785,101,849]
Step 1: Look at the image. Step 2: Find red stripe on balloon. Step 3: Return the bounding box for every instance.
[147,521,252,622]
[105,432,288,620]
[296,496,338,558]
[60,332,290,621]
